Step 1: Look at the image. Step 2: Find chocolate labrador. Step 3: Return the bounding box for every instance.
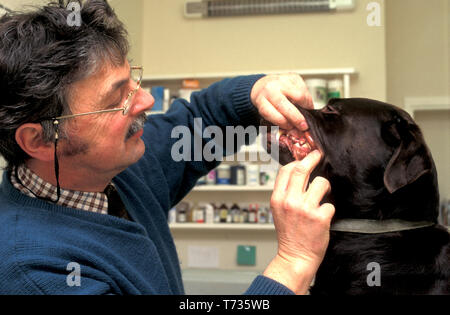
[263,98,450,295]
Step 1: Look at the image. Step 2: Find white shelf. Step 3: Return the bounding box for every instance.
[142,67,356,100]
[142,68,356,82]
[193,185,274,192]
[169,223,275,231]
[404,97,450,118]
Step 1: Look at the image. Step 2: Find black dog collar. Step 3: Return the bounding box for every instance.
[330,219,435,234]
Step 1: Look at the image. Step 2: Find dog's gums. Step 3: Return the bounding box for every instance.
[276,128,317,161]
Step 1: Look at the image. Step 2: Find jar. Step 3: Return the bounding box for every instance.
[216,165,231,185]
[327,79,344,100]
[305,79,328,109]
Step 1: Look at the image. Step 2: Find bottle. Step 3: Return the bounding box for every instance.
[241,206,249,223]
[176,202,189,223]
[327,79,343,100]
[216,165,231,185]
[248,203,258,223]
[204,203,214,224]
[213,203,221,223]
[230,203,241,223]
[219,203,229,223]
[231,165,246,185]
[246,164,260,186]
[193,204,205,223]
[168,207,177,224]
[305,78,328,109]
[258,205,268,224]
[268,207,274,224]
[206,170,216,185]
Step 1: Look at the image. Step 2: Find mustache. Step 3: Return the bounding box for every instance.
[126,113,147,140]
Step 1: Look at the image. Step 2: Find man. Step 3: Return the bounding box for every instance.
[0,0,334,294]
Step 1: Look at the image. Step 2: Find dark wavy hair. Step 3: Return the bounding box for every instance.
[0,0,129,170]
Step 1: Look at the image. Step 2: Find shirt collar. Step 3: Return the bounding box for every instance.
[11,164,109,215]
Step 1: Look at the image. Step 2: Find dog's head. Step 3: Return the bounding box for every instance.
[263,98,439,222]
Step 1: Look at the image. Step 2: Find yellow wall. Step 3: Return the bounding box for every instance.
[386,0,450,199]
[109,0,143,65]
[386,0,449,106]
[139,0,387,100]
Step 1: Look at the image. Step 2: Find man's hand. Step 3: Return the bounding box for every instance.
[263,150,335,294]
[250,73,314,131]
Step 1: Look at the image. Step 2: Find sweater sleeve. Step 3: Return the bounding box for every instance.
[244,275,295,295]
[141,74,264,207]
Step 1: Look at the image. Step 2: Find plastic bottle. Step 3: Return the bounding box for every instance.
[230,203,241,223]
[204,203,214,224]
[246,164,260,186]
[327,79,344,100]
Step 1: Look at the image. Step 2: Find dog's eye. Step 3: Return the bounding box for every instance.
[321,105,340,115]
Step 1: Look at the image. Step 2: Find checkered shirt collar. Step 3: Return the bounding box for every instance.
[11,164,109,215]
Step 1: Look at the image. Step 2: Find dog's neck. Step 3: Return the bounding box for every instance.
[330,219,435,234]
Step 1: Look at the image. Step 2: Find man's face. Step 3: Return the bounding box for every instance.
[58,61,154,178]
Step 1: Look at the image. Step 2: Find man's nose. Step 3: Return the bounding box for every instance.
[129,88,154,115]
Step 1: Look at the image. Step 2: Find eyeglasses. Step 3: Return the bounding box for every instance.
[50,66,143,122]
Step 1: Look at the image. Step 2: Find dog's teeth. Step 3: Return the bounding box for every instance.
[276,130,282,142]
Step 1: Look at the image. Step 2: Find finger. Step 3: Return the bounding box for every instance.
[319,203,335,219]
[258,97,293,130]
[305,176,331,208]
[283,76,314,110]
[285,150,322,196]
[269,93,309,131]
[271,162,301,203]
[284,87,314,111]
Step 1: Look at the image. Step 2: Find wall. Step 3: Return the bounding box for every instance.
[140,0,387,100]
[386,0,449,106]
[0,0,47,11]
[386,0,450,199]
[109,0,143,66]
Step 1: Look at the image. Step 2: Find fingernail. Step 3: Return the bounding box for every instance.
[300,121,309,130]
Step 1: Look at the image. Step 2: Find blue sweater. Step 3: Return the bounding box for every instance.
[0,75,294,295]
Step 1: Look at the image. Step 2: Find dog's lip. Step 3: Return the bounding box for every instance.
[261,107,325,162]
[297,108,324,156]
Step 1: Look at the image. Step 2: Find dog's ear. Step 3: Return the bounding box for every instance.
[382,113,433,194]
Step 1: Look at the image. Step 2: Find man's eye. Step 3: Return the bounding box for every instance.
[109,99,122,109]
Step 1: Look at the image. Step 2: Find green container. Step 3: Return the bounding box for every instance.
[237,245,256,266]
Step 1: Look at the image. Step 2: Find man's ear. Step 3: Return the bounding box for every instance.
[15,123,54,162]
[382,115,433,194]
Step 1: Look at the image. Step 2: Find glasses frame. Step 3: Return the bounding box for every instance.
[49,66,143,121]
